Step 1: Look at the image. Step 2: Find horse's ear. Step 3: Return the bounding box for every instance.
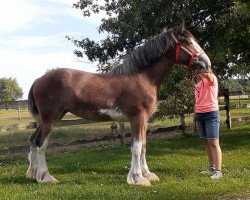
[178,21,185,33]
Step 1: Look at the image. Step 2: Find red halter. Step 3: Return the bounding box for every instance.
[171,33,205,69]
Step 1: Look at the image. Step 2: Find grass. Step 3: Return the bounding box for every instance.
[0,109,32,126]
[0,124,249,200]
[0,110,81,126]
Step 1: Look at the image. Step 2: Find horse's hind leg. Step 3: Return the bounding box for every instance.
[27,120,59,183]
[26,125,40,180]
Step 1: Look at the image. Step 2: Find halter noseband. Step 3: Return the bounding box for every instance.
[171,33,205,69]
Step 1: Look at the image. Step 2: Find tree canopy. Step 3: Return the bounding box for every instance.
[220,79,244,94]
[70,0,250,78]
[0,78,23,102]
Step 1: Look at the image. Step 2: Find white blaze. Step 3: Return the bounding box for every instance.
[190,38,211,67]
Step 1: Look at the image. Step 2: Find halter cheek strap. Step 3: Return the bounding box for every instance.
[171,33,205,69]
[175,43,181,63]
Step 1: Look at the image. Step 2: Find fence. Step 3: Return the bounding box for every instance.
[0,100,28,110]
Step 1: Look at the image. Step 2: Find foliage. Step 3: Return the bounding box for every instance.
[237,78,250,94]
[0,78,23,102]
[70,0,250,77]
[153,66,195,120]
[219,78,244,94]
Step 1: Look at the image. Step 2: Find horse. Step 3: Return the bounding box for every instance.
[26,23,211,186]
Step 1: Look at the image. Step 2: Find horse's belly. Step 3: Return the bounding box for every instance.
[98,108,128,122]
[70,107,128,122]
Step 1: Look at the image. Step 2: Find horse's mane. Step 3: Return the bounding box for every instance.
[110,29,175,75]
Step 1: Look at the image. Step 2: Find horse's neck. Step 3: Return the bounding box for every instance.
[143,56,174,87]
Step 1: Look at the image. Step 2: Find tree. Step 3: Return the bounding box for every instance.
[69,0,250,77]
[0,78,23,102]
[219,79,244,95]
[153,66,195,134]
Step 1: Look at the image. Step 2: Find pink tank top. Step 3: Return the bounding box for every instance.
[195,74,219,113]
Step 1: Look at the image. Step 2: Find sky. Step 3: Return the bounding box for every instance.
[0,0,106,99]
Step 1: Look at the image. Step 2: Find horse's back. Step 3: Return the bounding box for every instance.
[31,68,157,122]
[31,68,91,119]
[31,68,122,121]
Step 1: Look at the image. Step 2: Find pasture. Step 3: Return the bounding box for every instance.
[0,107,250,199]
[0,125,249,199]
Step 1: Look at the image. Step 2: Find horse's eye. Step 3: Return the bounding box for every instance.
[181,33,188,38]
[183,38,192,44]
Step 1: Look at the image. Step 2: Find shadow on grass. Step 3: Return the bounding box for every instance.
[0,176,37,185]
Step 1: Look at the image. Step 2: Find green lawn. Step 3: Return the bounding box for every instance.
[0,110,81,126]
[0,125,249,200]
[219,97,250,106]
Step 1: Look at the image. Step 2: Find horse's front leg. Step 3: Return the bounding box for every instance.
[141,142,160,182]
[127,115,151,186]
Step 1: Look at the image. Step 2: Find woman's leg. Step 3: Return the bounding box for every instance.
[196,119,214,168]
[202,139,214,167]
[207,139,222,171]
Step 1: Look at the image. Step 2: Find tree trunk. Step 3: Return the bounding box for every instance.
[179,113,186,135]
[238,95,241,107]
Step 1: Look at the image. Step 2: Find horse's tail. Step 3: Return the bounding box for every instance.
[28,83,39,119]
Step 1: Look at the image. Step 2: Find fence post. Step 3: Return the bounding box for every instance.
[179,113,186,135]
[119,122,125,146]
[223,89,231,129]
[17,101,21,121]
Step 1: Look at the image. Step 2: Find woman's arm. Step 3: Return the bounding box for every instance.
[199,73,214,83]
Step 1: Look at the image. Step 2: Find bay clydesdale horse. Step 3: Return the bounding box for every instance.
[27,23,211,186]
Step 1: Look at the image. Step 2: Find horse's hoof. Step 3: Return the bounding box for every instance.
[36,171,59,184]
[144,172,160,182]
[135,176,151,186]
[127,175,151,186]
[49,176,60,184]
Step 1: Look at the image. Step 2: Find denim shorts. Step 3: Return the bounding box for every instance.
[196,110,220,139]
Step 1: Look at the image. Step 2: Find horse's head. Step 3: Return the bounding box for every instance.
[172,22,211,72]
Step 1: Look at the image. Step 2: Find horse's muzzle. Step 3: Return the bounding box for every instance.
[191,56,211,72]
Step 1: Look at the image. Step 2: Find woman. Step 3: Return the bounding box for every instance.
[193,68,223,179]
